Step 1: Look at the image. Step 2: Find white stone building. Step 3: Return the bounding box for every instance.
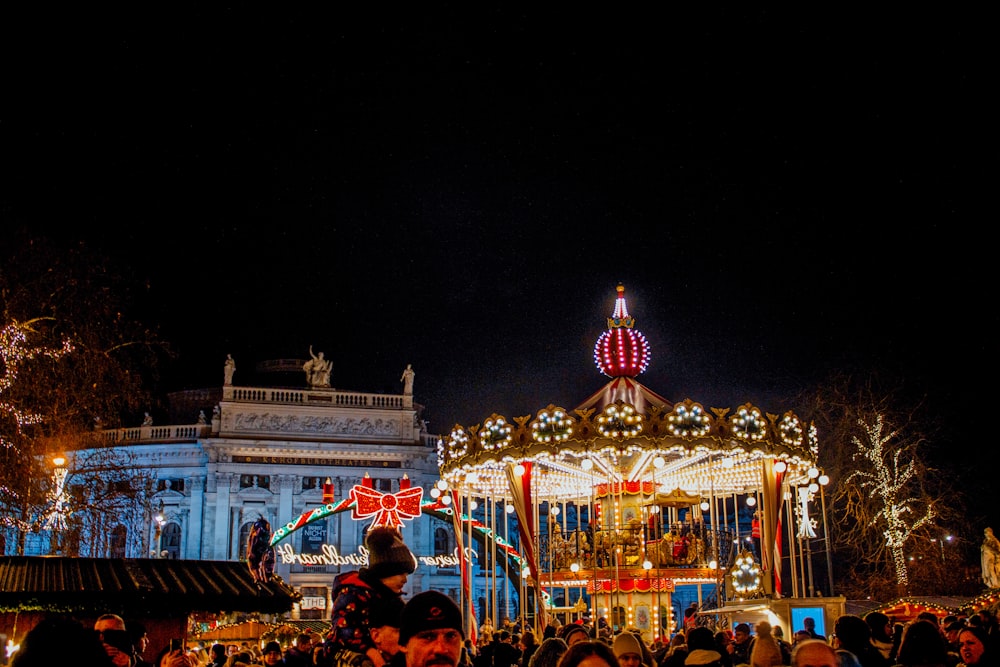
[45,367,466,621]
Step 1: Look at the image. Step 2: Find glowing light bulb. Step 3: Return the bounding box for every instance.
[774,460,787,473]
[430,488,441,499]
[746,497,756,507]
[513,463,525,476]
[506,504,515,514]
[700,501,710,511]
[441,495,452,505]
[653,456,665,468]
[570,563,580,573]
[437,480,448,490]
[470,500,478,510]
[819,474,829,486]
[551,506,560,517]
[807,467,819,478]
[582,458,593,471]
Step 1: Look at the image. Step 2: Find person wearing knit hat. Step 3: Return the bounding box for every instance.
[613,632,645,667]
[321,526,417,667]
[366,526,418,581]
[398,591,465,667]
[262,641,284,665]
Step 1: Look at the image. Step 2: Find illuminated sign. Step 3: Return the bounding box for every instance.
[275,543,477,568]
[301,596,326,610]
[237,455,401,468]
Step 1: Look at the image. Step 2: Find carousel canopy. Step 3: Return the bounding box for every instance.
[437,285,819,500]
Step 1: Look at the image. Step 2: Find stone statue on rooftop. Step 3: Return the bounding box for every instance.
[400,363,415,395]
[224,353,236,385]
[304,345,332,388]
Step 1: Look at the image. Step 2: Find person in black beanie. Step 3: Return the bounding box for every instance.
[319,526,417,667]
[398,591,465,667]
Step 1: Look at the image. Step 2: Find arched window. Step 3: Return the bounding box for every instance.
[434,526,450,554]
[109,524,127,558]
[161,522,182,559]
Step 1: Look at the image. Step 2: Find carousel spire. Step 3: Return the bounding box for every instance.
[593,284,651,378]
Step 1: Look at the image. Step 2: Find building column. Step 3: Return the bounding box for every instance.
[214,472,233,559]
[186,475,205,559]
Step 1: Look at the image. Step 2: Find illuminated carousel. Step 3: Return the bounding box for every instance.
[436,285,829,642]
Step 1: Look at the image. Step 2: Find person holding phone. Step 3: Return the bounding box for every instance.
[94,614,133,667]
[152,645,196,667]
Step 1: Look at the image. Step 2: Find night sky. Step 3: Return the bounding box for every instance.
[2,10,993,521]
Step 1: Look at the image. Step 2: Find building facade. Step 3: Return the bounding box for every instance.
[22,373,469,621]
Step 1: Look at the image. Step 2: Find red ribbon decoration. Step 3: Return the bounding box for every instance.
[349,484,424,528]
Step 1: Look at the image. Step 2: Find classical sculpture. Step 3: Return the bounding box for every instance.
[400,363,415,395]
[224,353,236,385]
[303,345,332,388]
[983,527,1000,589]
[142,411,153,426]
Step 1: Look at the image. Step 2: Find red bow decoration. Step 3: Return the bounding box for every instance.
[349,484,424,528]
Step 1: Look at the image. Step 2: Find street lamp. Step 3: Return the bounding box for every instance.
[152,500,165,558]
[931,534,953,563]
[46,454,69,554]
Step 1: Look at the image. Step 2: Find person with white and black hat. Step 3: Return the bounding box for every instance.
[319,526,417,667]
[613,632,648,667]
[398,591,465,667]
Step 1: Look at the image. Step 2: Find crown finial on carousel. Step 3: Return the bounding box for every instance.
[594,284,651,378]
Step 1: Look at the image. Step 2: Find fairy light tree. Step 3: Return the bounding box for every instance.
[793,371,963,599]
[0,319,74,534]
[842,413,935,592]
[1,232,167,555]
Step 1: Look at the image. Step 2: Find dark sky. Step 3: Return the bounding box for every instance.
[2,10,993,502]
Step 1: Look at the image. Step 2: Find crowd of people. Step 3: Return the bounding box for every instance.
[10,521,1000,667]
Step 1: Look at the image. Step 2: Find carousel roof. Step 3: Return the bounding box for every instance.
[437,285,819,498]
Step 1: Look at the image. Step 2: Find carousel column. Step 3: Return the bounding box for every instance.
[819,473,835,595]
[759,461,778,597]
[784,482,799,598]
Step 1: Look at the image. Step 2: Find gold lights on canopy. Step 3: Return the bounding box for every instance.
[596,401,643,439]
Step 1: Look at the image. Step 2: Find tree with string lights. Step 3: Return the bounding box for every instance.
[792,371,968,599]
[0,319,74,534]
[1,232,167,555]
[842,413,935,594]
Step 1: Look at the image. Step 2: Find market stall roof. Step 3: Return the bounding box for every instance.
[0,556,301,617]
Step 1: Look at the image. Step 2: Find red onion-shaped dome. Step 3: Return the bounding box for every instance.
[593,284,651,378]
